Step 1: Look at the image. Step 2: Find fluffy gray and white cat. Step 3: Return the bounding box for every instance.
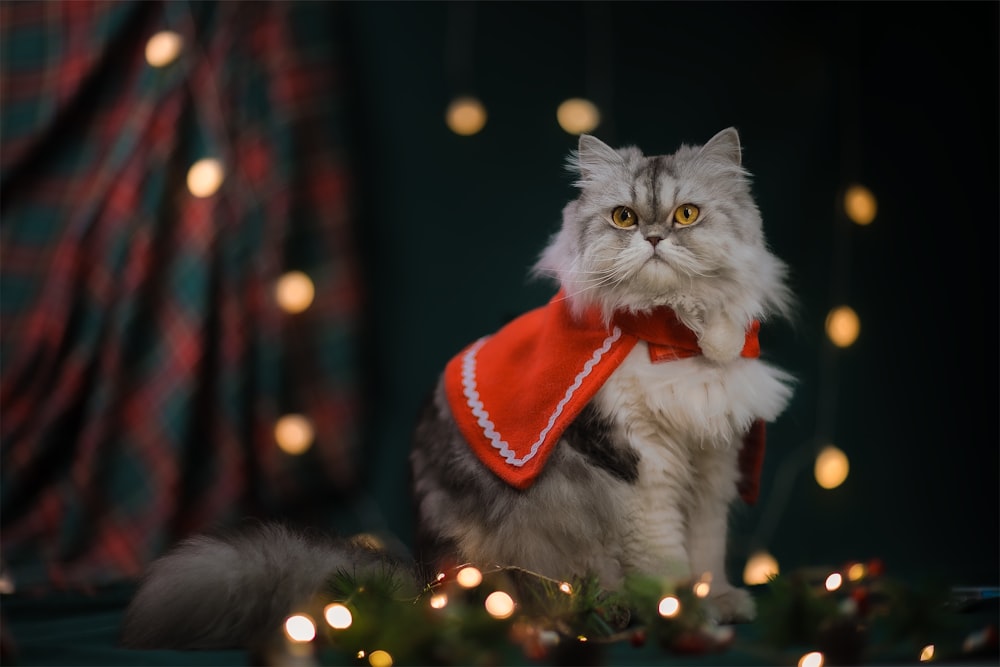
[122,128,794,650]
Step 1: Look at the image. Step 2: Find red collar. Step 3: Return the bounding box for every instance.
[443,291,765,502]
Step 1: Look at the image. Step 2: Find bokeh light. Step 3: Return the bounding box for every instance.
[275,271,315,314]
[446,96,487,136]
[799,651,825,667]
[145,31,183,68]
[456,566,483,588]
[484,591,515,619]
[283,614,316,642]
[324,603,353,629]
[274,414,314,455]
[825,572,843,592]
[368,650,393,667]
[743,551,780,585]
[657,596,680,618]
[844,184,877,225]
[826,305,860,347]
[919,644,935,662]
[186,158,225,198]
[556,98,601,135]
[815,445,849,490]
[429,593,448,609]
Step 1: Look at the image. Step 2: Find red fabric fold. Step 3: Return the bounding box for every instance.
[444,291,766,502]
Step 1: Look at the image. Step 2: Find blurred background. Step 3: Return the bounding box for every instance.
[2,0,996,609]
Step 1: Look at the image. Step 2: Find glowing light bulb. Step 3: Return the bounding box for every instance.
[145,31,183,67]
[844,184,877,226]
[825,572,843,592]
[186,158,224,198]
[324,603,353,629]
[284,614,316,642]
[658,596,681,618]
[556,98,601,135]
[743,551,780,585]
[815,445,849,490]
[919,644,935,662]
[799,651,825,667]
[847,562,866,581]
[826,305,860,347]
[694,581,711,598]
[429,593,448,609]
[275,271,315,314]
[456,566,483,588]
[368,650,393,667]
[445,96,487,136]
[559,582,573,595]
[484,591,515,619]
[274,414,314,455]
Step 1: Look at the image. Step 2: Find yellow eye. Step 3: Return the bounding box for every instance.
[611,206,638,228]
[673,204,700,225]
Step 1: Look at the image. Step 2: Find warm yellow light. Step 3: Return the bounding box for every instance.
[694,581,711,598]
[815,445,849,490]
[145,31,183,68]
[429,593,448,609]
[186,158,225,198]
[283,614,316,642]
[456,566,483,588]
[484,591,515,619]
[275,271,315,314]
[324,603,353,629]
[559,582,573,595]
[556,98,601,135]
[445,96,487,136]
[919,644,935,662]
[743,551,780,585]
[368,650,393,667]
[824,572,843,592]
[799,651,825,667]
[657,596,681,618]
[274,414,314,455]
[844,184,877,226]
[826,306,860,347]
[847,563,866,581]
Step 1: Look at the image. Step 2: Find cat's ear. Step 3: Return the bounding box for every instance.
[573,134,624,184]
[698,127,742,167]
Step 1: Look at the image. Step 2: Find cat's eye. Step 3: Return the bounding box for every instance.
[673,204,700,225]
[611,206,638,228]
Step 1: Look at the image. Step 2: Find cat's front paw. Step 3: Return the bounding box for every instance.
[698,318,745,363]
[705,586,756,624]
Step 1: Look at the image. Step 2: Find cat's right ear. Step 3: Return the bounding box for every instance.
[572,135,623,186]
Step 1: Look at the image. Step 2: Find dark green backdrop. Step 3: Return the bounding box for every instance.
[340,1,998,587]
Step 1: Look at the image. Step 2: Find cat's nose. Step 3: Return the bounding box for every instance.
[646,234,663,247]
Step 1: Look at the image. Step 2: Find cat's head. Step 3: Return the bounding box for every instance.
[533,128,792,332]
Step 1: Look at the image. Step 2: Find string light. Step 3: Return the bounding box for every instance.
[429,593,448,609]
[324,603,353,629]
[456,566,483,588]
[814,445,849,489]
[919,644,935,661]
[368,649,393,667]
[283,614,316,642]
[274,414,314,455]
[694,581,711,598]
[558,582,573,595]
[186,158,225,198]
[657,596,681,618]
[275,271,315,314]
[825,305,860,347]
[844,184,877,226]
[145,30,183,68]
[445,96,487,136]
[556,98,601,135]
[484,591,515,619]
[824,572,843,592]
[743,551,780,585]
[847,562,866,581]
[799,651,825,667]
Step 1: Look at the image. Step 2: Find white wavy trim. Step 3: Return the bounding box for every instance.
[461,327,623,467]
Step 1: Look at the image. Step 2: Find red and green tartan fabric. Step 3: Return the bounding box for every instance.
[1,1,363,591]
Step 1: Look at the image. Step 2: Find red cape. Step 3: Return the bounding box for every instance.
[444,292,767,503]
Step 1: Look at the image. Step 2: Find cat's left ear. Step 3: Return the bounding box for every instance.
[699,127,742,167]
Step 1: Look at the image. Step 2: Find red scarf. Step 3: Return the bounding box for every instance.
[444,291,767,503]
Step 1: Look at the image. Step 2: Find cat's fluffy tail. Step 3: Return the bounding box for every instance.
[121,522,414,650]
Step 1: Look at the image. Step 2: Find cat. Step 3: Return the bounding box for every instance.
[121,128,794,650]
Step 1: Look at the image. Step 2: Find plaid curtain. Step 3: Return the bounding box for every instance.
[1,1,363,591]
